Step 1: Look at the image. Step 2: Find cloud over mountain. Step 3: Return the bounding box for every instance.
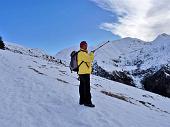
[91,0,170,41]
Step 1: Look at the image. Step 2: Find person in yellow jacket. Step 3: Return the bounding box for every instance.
[77,41,95,107]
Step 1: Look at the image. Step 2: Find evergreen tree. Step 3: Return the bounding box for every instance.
[0,36,5,49]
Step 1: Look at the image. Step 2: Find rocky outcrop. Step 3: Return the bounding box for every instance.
[142,66,170,97]
[92,62,135,86]
[93,61,170,98]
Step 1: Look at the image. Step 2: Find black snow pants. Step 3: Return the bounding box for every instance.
[79,74,92,104]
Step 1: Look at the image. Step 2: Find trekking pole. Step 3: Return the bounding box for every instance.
[91,40,110,53]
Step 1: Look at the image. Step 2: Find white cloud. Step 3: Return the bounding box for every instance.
[91,0,170,41]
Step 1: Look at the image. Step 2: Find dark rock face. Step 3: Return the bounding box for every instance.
[93,61,170,98]
[142,66,170,97]
[132,67,156,77]
[92,62,135,86]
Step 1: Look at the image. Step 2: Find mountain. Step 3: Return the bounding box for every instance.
[55,33,170,97]
[0,42,170,127]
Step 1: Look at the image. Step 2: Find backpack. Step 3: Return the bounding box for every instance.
[69,50,84,73]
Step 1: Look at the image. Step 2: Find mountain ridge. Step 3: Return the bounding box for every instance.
[55,33,170,97]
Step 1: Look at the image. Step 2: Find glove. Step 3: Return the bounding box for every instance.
[91,50,95,53]
[90,51,94,55]
[89,51,94,61]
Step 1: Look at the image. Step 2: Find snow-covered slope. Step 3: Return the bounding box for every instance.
[5,42,48,58]
[0,42,170,127]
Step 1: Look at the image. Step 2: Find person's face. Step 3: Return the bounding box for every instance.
[82,44,87,50]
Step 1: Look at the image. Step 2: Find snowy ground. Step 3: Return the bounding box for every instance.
[0,47,170,127]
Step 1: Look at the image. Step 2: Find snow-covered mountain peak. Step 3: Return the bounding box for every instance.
[152,33,170,43]
[120,37,145,43]
[158,33,170,38]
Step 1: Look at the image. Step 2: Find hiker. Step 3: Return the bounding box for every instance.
[0,36,5,50]
[77,41,95,107]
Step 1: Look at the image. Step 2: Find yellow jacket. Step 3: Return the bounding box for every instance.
[77,49,94,74]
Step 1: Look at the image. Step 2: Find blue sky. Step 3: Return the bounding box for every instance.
[0,0,120,54]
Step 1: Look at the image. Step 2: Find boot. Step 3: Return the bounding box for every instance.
[79,99,84,105]
[84,103,95,108]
